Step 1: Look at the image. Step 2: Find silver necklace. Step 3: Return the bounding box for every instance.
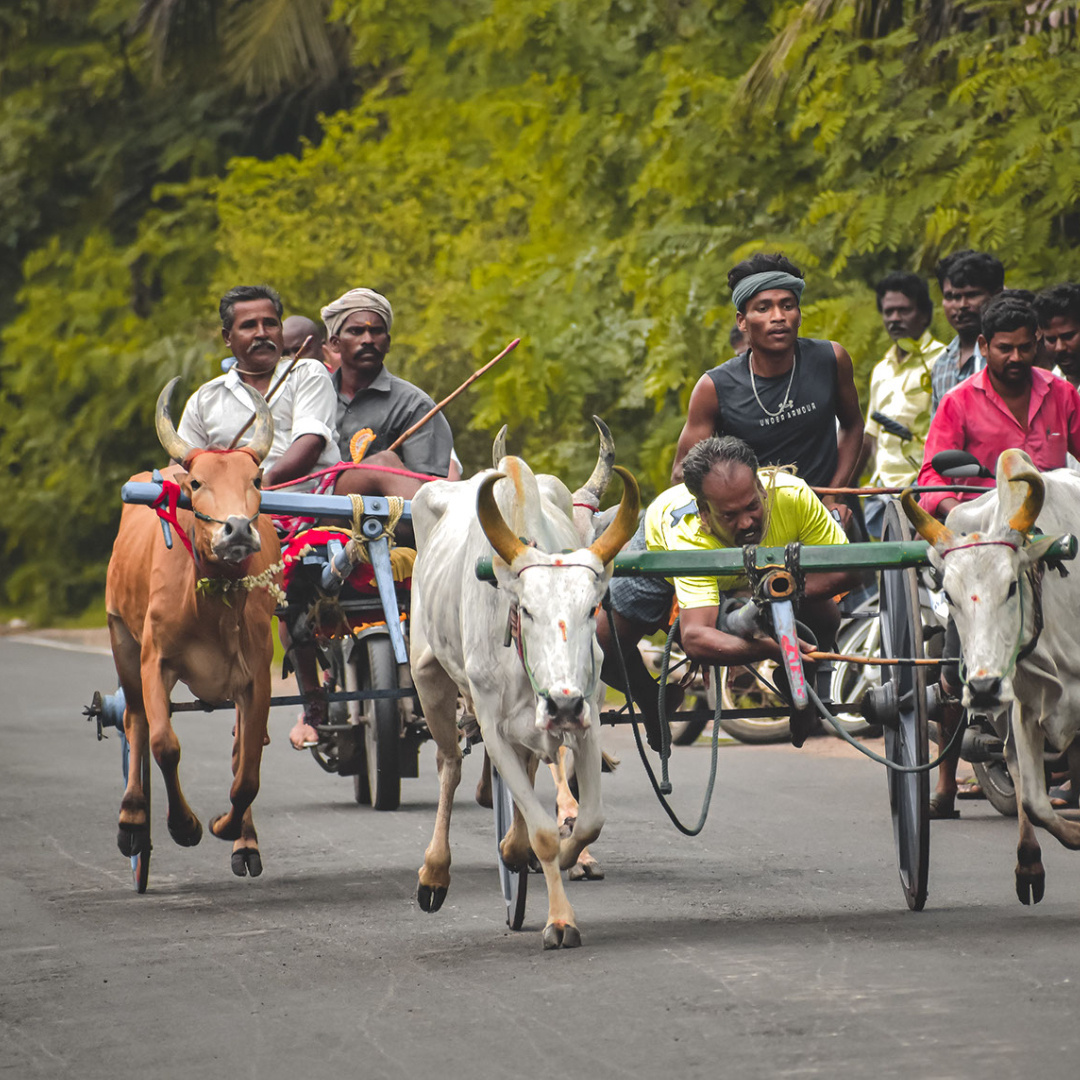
[748,350,797,417]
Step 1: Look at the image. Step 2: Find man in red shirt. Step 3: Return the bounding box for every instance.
[918,295,1080,518]
[917,294,1080,817]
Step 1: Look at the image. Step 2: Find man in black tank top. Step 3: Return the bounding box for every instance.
[672,253,864,526]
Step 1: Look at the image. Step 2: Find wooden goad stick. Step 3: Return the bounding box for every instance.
[386,338,521,454]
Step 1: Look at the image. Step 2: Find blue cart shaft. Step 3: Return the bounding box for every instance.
[120,481,411,523]
[121,481,413,655]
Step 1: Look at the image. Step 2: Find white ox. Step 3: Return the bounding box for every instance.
[903,449,1080,904]
[409,452,638,948]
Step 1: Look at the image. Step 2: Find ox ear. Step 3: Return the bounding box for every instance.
[1020,534,1062,569]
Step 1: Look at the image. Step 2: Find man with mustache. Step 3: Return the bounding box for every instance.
[597,436,856,748]
[178,284,340,489]
[322,288,454,505]
[917,294,1080,817]
[859,272,946,537]
[918,295,1080,520]
[929,250,1004,415]
[1034,283,1080,391]
[285,288,455,750]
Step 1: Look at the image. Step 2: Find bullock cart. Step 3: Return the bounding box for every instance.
[85,482,422,891]
[477,516,1078,917]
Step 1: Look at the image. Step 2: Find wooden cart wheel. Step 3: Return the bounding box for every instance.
[359,635,401,811]
[120,725,152,894]
[492,764,528,931]
[879,501,930,911]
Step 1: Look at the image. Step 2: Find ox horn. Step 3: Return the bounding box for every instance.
[477,472,527,566]
[588,466,641,566]
[492,425,508,468]
[1000,451,1045,535]
[900,488,954,548]
[239,383,275,463]
[156,377,196,464]
[572,416,616,507]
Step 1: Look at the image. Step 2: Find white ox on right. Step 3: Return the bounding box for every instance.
[409,451,639,949]
[903,448,1080,905]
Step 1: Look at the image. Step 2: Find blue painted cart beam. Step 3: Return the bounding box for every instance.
[120,481,411,522]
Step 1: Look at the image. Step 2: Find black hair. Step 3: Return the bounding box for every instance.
[1033,282,1080,327]
[728,325,746,350]
[934,249,971,287]
[219,284,284,331]
[980,295,1038,343]
[681,436,760,500]
[938,251,1004,294]
[874,271,933,320]
[726,252,805,312]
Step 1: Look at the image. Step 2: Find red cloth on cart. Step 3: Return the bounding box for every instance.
[281,528,411,595]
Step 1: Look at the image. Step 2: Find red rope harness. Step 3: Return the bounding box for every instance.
[151,479,196,558]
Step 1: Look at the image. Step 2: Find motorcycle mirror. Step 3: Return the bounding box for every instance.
[932,449,993,479]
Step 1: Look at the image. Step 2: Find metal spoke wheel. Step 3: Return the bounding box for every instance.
[120,726,152,894]
[493,764,528,930]
[357,635,401,811]
[717,661,791,744]
[827,616,880,738]
[879,501,930,911]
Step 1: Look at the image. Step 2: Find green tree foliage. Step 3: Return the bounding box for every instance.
[4,0,1080,619]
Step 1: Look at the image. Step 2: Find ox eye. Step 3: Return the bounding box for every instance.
[253,476,262,489]
[190,479,201,491]
[1007,581,1017,600]
[942,590,953,606]
[520,607,534,621]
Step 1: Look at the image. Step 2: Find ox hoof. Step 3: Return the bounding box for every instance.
[417,883,447,913]
[542,923,582,950]
[559,816,576,840]
[209,814,241,842]
[1016,870,1045,906]
[569,860,604,881]
[231,848,263,878]
[167,816,203,848]
[117,826,150,857]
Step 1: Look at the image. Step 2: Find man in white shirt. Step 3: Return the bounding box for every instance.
[178,285,340,489]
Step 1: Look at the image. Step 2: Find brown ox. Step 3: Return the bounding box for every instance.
[106,378,282,878]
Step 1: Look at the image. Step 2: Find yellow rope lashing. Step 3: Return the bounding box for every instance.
[340,494,414,581]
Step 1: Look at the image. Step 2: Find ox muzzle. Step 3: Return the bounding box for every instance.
[210,514,262,561]
[962,673,1013,713]
[536,686,592,732]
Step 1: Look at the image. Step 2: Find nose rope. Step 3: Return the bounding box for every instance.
[150,478,280,600]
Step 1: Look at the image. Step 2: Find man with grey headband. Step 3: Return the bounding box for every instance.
[671,253,863,528]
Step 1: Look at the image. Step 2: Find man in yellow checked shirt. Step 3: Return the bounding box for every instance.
[598,436,862,747]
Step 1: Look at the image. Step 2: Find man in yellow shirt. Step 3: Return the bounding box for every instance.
[861,272,946,534]
[599,436,859,747]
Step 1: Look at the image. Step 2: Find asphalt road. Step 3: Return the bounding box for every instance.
[3,635,1080,1080]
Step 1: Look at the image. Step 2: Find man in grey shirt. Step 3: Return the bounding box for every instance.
[286,287,455,751]
[322,288,454,494]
